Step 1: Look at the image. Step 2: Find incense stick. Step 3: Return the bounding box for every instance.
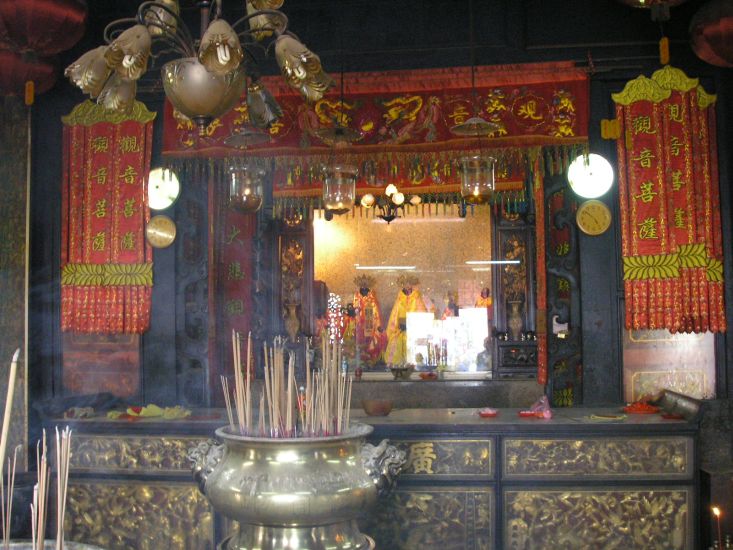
[55,427,72,550]
[1,446,19,550]
[32,431,50,550]
[226,337,353,439]
[220,376,235,431]
[0,350,20,474]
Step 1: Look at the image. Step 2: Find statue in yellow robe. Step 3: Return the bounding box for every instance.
[385,275,427,366]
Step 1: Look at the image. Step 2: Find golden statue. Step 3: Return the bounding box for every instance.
[384,274,428,366]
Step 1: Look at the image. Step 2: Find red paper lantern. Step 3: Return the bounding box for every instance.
[690,0,733,67]
[0,48,56,96]
[0,0,86,57]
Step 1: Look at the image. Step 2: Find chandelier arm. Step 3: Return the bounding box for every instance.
[230,9,289,37]
[148,25,197,58]
[137,2,197,55]
[103,18,141,43]
[149,38,193,63]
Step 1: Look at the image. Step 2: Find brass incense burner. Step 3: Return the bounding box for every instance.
[189,423,405,550]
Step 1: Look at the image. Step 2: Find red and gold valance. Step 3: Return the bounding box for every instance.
[613,65,725,333]
[162,62,588,202]
[61,101,155,333]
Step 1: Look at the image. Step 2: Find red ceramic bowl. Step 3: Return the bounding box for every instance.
[361,399,393,416]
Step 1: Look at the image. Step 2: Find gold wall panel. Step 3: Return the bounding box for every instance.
[392,439,493,478]
[66,481,213,550]
[503,437,692,479]
[504,488,692,550]
[70,435,209,473]
[362,487,493,550]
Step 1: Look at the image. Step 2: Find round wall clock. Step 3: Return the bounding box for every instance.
[145,215,177,248]
[147,167,180,210]
[576,199,612,236]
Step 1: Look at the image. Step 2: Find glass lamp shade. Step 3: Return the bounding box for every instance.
[567,153,614,198]
[162,57,247,133]
[458,155,495,204]
[322,164,357,215]
[228,164,265,213]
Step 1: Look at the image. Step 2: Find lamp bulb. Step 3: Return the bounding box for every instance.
[385,183,398,197]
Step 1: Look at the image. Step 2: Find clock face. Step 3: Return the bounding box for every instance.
[576,200,612,236]
[145,215,177,248]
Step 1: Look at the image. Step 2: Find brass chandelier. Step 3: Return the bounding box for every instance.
[65,0,332,133]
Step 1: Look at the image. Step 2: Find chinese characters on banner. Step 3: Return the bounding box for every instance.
[162,62,589,200]
[217,197,255,379]
[61,101,155,333]
[614,66,725,333]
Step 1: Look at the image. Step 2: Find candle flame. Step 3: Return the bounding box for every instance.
[713,506,721,517]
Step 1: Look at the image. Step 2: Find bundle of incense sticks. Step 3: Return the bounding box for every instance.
[1,446,20,550]
[31,431,50,550]
[221,332,353,438]
[55,427,72,550]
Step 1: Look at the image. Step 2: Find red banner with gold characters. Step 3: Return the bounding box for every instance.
[614,65,725,333]
[61,101,156,333]
[162,62,588,199]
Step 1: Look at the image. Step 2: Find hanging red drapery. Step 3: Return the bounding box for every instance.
[614,65,725,333]
[61,101,156,334]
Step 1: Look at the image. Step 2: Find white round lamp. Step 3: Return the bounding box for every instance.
[567,153,614,199]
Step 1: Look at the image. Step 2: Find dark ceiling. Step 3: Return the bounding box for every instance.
[71,0,712,78]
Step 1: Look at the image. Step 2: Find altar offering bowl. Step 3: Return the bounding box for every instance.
[389,365,414,380]
[362,399,393,416]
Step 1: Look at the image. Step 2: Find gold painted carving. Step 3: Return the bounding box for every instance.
[61,263,153,287]
[504,437,691,478]
[363,488,493,549]
[66,481,213,550]
[651,65,699,93]
[62,100,157,126]
[397,440,492,477]
[407,442,437,474]
[505,489,690,549]
[70,435,210,473]
[612,65,715,108]
[612,76,671,105]
[631,371,706,402]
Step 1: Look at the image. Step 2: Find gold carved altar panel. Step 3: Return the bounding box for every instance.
[66,481,214,550]
[363,487,493,550]
[391,439,494,478]
[70,435,210,473]
[503,437,692,479]
[504,488,692,549]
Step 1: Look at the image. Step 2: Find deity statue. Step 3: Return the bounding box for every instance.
[441,290,459,320]
[384,274,428,366]
[475,286,494,329]
[352,275,385,365]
